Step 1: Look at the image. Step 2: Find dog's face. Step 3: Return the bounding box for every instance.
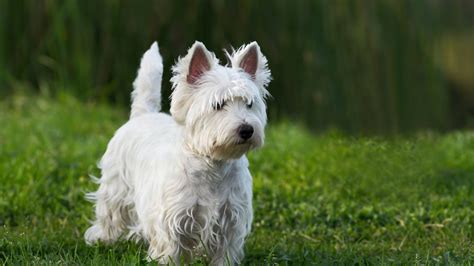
[170,42,271,160]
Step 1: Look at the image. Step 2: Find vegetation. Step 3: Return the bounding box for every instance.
[1,94,473,264]
[1,2,473,263]
[1,1,473,134]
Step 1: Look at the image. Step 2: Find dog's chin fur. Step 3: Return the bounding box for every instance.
[210,142,255,161]
[84,41,271,265]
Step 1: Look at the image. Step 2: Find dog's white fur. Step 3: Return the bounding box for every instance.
[84,41,271,264]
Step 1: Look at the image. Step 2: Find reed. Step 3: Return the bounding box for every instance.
[0,0,471,134]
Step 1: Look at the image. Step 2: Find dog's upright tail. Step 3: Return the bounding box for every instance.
[130,42,163,119]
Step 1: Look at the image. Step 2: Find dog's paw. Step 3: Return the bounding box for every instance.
[84,224,107,245]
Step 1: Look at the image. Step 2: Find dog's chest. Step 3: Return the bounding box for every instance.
[175,188,237,252]
[177,163,243,246]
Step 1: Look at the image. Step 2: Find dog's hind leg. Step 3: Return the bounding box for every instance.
[84,170,131,245]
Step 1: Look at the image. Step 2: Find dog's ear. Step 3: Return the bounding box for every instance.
[238,44,258,78]
[186,42,212,84]
[171,41,218,124]
[232,42,272,89]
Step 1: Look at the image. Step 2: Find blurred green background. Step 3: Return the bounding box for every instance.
[1,2,474,263]
[1,0,473,134]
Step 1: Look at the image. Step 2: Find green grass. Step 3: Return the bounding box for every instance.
[1,94,473,264]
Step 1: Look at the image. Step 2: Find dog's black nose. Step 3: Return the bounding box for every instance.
[238,124,254,140]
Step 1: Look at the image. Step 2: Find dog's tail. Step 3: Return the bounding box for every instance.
[130,42,163,119]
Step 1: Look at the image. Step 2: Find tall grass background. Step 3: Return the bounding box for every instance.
[0,0,473,134]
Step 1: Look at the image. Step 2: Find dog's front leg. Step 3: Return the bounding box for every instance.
[207,202,251,265]
[143,206,195,264]
[146,233,182,264]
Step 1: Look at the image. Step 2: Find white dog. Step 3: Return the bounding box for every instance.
[84,41,271,264]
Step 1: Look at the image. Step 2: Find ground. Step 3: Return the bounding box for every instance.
[0,93,473,264]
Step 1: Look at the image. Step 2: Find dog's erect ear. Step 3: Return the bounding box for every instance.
[170,41,218,124]
[238,44,258,78]
[232,42,272,89]
[187,42,212,84]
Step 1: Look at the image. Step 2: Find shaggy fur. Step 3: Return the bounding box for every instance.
[84,41,271,265]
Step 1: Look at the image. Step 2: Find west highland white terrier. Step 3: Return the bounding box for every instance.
[84,41,271,264]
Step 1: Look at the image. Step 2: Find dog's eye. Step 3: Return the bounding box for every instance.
[213,101,226,110]
[247,101,253,109]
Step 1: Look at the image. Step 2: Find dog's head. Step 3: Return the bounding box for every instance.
[170,41,271,160]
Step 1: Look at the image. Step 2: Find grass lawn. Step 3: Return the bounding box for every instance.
[1,93,473,264]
